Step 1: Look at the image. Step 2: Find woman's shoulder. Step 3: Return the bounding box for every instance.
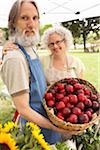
[67,54,83,64]
[67,54,85,69]
[67,54,80,60]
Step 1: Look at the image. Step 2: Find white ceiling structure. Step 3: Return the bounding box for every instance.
[0,0,100,27]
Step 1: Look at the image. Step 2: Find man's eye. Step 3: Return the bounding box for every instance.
[33,16,39,21]
[21,16,28,21]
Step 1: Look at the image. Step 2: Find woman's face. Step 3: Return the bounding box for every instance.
[48,32,66,56]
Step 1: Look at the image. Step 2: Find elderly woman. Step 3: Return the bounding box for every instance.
[41,26,85,85]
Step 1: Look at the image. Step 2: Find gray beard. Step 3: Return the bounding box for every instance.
[9,30,40,48]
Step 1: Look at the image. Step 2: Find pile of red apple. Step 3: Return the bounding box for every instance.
[44,78,99,124]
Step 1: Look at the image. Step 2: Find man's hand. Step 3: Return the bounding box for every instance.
[49,108,83,136]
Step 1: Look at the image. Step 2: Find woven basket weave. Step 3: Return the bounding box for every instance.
[43,78,100,132]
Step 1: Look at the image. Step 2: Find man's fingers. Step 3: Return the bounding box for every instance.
[63,129,83,136]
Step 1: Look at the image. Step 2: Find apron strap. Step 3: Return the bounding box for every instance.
[15,43,32,60]
[15,43,38,81]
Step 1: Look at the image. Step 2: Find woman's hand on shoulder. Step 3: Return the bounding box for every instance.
[0,60,2,65]
[2,41,18,55]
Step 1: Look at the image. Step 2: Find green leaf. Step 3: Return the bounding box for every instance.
[55,142,70,150]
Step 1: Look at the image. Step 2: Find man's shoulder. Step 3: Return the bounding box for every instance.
[3,49,25,62]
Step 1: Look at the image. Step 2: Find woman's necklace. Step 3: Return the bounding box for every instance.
[63,64,67,68]
[52,55,68,70]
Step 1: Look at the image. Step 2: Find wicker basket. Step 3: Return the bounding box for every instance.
[43,78,100,132]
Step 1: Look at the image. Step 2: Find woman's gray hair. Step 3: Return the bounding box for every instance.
[8,0,39,36]
[41,26,73,50]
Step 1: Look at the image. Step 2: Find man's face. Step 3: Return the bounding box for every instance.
[16,2,39,37]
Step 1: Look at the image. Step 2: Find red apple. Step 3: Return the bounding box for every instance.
[84,88,91,95]
[56,93,64,100]
[79,114,89,123]
[66,114,78,123]
[84,98,92,107]
[57,83,65,90]
[77,102,85,110]
[62,96,69,106]
[74,83,83,90]
[92,101,99,111]
[68,94,78,104]
[45,92,53,100]
[85,111,92,119]
[66,85,74,93]
[62,107,71,116]
[56,101,65,110]
[57,112,64,120]
[47,100,55,107]
[72,107,82,115]
[78,93,87,102]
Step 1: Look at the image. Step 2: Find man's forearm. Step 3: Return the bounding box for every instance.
[19,106,76,135]
[13,93,73,135]
[19,106,57,129]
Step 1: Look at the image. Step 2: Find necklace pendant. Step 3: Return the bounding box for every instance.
[64,65,67,68]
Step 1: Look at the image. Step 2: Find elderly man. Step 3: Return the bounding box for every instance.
[0,0,73,145]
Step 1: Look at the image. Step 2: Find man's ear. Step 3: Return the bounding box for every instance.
[39,20,40,27]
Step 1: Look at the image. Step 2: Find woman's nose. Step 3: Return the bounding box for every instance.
[53,43,59,48]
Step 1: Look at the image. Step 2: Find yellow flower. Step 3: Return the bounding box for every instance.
[26,122,40,134]
[39,139,51,150]
[1,121,17,133]
[32,130,51,150]
[0,123,2,131]
[32,130,39,139]
[0,132,19,150]
[0,121,51,150]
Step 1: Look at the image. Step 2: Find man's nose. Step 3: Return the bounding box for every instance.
[27,18,35,27]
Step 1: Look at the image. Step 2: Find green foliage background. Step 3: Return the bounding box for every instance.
[72,52,100,92]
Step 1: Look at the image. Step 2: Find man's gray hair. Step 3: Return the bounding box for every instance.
[42,26,73,50]
[8,0,39,36]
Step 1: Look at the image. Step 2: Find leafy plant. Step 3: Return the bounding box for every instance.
[0,99,15,125]
[56,142,70,150]
[72,124,100,150]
